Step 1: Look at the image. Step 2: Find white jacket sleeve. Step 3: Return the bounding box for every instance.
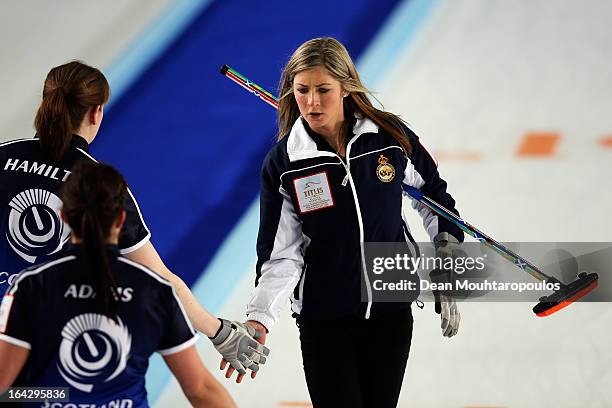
[402,127,464,242]
[247,152,305,331]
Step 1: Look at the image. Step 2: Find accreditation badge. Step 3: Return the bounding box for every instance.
[376,154,395,182]
[293,171,334,213]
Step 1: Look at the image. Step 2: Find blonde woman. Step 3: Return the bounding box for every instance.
[233,37,464,407]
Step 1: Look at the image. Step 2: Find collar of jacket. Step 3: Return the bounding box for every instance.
[63,242,120,256]
[70,134,89,152]
[32,134,90,152]
[286,114,379,162]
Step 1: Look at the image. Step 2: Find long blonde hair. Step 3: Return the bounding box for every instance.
[277,37,412,155]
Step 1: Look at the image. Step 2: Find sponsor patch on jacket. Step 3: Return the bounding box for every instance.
[376,154,395,182]
[293,172,334,213]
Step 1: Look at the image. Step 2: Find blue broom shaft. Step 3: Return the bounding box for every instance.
[220,66,555,283]
[404,185,553,282]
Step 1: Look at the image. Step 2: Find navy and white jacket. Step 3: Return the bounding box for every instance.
[246,116,463,329]
[0,245,197,407]
[0,135,150,292]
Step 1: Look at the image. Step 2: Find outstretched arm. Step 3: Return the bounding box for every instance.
[126,241,221,337]
[127,242,269,377]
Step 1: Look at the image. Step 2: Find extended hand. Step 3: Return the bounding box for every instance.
[210,319,270,383]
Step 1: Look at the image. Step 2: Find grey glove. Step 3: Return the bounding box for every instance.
[434,232,467,270]
[209,319,270,375]
[440,294,460,337]
[432,233,464,337]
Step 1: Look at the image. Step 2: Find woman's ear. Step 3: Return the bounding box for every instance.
[116,210,127,229]
[89,105,103,126]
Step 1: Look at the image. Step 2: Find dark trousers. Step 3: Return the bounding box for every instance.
[298,308,413,408]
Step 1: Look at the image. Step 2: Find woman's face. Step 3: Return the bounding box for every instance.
[293,66,347,136]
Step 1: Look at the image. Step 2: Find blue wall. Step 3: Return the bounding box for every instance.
[94,0,401,286]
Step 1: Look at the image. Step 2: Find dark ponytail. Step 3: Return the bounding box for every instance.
[34,61,110,161]
[62,162,127,318]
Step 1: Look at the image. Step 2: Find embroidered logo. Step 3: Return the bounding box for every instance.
[6,189,71,264]
[293,172,334,213]
[376,155,395,182]
[58,313,132,393]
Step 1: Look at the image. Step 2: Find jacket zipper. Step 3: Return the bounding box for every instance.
[335,135,372,319]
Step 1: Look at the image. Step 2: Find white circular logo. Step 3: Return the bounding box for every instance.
[6,189,70,263]
[58,313,132,393]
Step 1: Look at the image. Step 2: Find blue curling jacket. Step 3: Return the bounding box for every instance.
[246,115,463,329]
